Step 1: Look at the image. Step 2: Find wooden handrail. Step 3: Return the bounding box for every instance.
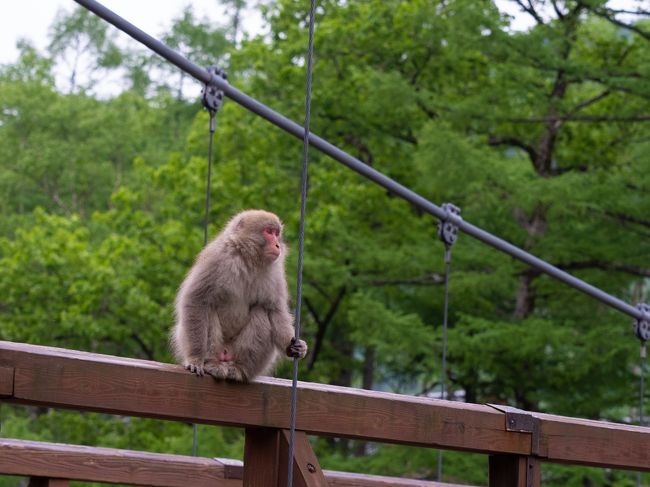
[0,439,472,487]
[0,341,648,472]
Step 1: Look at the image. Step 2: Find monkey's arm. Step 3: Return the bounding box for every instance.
[269,307,308,359]
[178,303,212,376]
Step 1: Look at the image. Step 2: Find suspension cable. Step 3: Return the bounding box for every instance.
[435,203,460,482]
[193,67,226,457]
[287,1,317,486]
[437,246,452,480]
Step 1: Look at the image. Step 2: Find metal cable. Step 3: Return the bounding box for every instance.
[638,343,646,486]
[437,246,452,481]
[192,111,217,457]
[287,1,317,486]
[204,113,216,248]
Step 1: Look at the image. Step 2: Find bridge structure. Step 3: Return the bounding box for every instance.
[0,341,648,487]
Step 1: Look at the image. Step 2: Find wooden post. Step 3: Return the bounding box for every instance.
[243,428,328,487]
[28,478,70,487]
[489,455,540,487]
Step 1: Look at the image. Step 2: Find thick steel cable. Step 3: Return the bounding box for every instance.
[192,111,217,457]
[287,1,317,486]
[437,246,452,481]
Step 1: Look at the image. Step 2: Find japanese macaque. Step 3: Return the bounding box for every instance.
[171,209,307,382]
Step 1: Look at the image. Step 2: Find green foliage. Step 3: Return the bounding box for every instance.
[0,1,650,486]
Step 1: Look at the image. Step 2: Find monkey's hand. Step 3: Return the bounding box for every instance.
[286,337,308,359]
[184,360,205,377]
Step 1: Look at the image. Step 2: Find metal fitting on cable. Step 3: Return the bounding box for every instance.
[634,303,650,343]
[202,66,228,114]
[437,203,461,248]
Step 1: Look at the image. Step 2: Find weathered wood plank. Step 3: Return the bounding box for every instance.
[323,471,471,487]
[1,341,649,471]
[0,439,234,487]
[0,439,473,487]
[27,478,69,487]
[243,428,283,487]
[0,341,528,455]
[0,365,14,397]
[281,430,329,487]
[488,455,539,487]
[536,412,650,470]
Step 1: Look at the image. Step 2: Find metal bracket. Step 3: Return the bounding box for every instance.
[202,66,227,114]
[437,203,461,248]
[634,303,650,342]
[488,404,541,456]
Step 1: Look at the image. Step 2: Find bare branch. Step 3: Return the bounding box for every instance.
[512,0,545,24]
[550,0,565,19]
[580,1,650,41]
[508,114,650,123]
[569,90,611,114]
[366,273,444,287]
[558,260,650,278]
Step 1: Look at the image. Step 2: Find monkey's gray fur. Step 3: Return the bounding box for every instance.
[172,209,307,382]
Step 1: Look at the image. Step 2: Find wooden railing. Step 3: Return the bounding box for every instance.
[0,438,470,487]
[0,341,648,487]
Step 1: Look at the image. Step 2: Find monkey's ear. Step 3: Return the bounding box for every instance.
[235,216,246,229]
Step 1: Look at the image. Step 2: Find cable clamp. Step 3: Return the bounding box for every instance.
[202,66,228,114]
[634,303,650,342]
[437,203,461,248]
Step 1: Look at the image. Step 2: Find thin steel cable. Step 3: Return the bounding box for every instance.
[637,343,646,487]
[192,111,217,457]
[204,113,216,248]
[287,1,317,486]
[437,246,452,481]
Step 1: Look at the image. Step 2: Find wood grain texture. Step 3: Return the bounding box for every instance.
[323,471,472,487]
[1,341,649,470]
[488,456,539,487]
[243,428,282,487]
[536,412,650,470]
[0,439,474,487]
[0,439,235,487]
[27,478,70,487]
[0,365,14,396]
[0,341,527,455]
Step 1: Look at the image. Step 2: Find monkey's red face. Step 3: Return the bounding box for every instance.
[262,227,282,261]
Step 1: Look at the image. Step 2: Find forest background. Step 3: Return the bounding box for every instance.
[1,0,649,486]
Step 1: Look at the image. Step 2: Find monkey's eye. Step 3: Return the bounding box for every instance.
[263,228,278,237]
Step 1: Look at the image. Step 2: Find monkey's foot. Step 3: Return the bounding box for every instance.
[185,362,205,377]
[286,338,308,359]
[205,361,246,382]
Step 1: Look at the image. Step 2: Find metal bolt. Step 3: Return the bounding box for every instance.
[306,463,316,473]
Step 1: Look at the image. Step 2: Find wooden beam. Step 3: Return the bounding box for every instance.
[0,341,528,456]
[1,341,649,470]
[0,439,236,487]
[281,430,329,487]
[537,411,650,470]
[324,471,473,487]
[0,439,473,487]
[27,479,69,487]
[0,365,14,397]
[243,429,328,487]
[220,458,471,487]
[488,455,539,487]
[243,428,283,487]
